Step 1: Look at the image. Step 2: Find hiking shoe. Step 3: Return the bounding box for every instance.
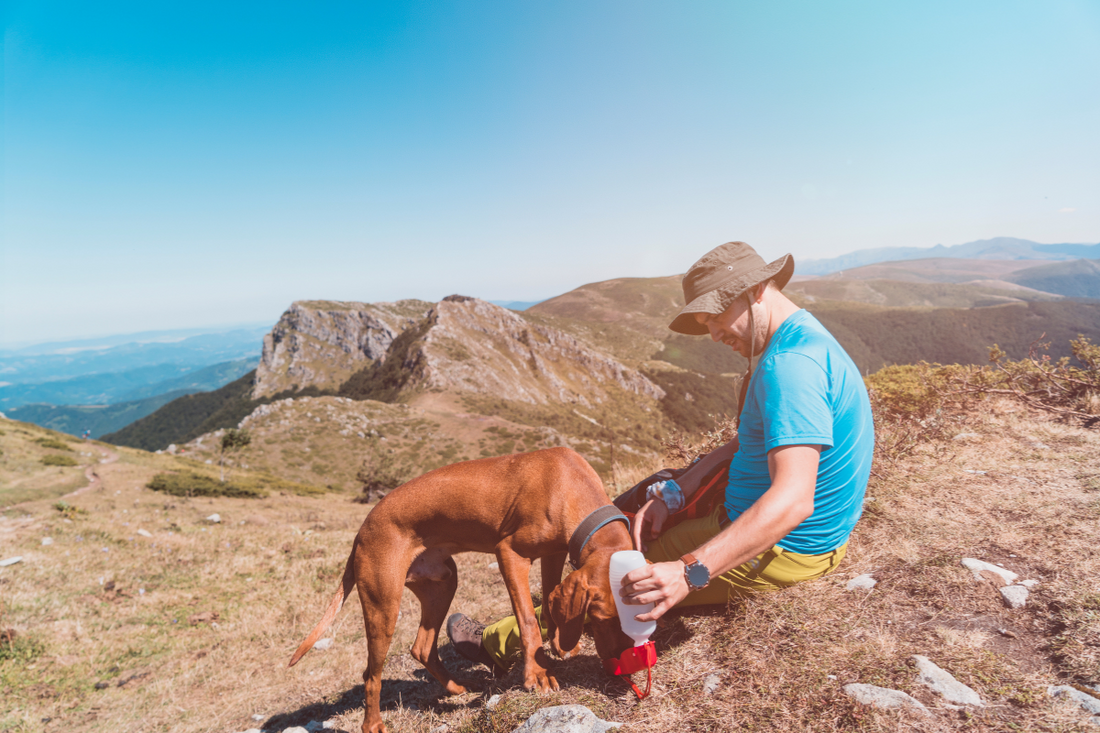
[447,613,500,671]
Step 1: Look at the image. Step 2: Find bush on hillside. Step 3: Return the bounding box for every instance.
[35,438,72,451]
[41,454,78,467]
[353,436,411,503]
[147,471,268,498]
[146,470,325,499]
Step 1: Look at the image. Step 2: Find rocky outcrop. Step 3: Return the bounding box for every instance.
[392,296,664,407]
[253,300,432,398]
[255,296,664,409]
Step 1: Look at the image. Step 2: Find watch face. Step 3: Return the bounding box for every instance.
[686,563,710,589]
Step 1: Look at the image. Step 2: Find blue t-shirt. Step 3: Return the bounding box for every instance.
[725,309,873,554]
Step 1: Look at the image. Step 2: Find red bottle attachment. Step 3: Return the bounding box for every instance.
[602,641,657,699]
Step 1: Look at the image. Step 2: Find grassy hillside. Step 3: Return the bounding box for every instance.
[1007,258,1100,298]
[786,278,1061,308]
[0,421,99,506]
[809,300,1100,374]
[6,389,196,439]
[2,377,1098,731]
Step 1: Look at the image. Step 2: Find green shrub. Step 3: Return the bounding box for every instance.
[53,500,87,519]
[147,471,268,498]
[35,438,72,451]
[0,631,45,663]
[41,454,78,467]
[146,471,325,498]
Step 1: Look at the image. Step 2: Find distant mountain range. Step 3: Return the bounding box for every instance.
[0,328,268,410]
[798,237,1100,276]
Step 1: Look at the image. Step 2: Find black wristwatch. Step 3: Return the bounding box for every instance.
[680,553,711,591]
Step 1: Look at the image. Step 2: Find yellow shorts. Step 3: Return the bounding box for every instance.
[481,505,847,666]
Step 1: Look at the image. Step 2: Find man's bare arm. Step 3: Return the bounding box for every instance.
[625,444,822,620]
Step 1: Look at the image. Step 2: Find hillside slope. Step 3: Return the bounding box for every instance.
[3,389,1099,732]
[1007,258,1100,298]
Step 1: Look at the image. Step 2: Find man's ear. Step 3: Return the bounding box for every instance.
[547,570,590,658]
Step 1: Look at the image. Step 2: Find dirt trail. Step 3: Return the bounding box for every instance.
[63,445,120,498]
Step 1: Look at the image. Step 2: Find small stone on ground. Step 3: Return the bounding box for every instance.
[1000,585,1029,609]
[703,673,722,695]
[207,513,222,523]
[1048,685,1100,714]
[961,558,1018,585]
[846,573,876,591]
[913,655,984,706]
[843,684,929,714]
[312,637,333,651]
[511,705,622,732]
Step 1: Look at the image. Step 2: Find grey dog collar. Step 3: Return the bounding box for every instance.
[568,505,630,569]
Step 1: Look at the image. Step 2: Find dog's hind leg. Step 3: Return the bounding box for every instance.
[405,554,469,695]
[356,564,404,733]
[497,546,559,693]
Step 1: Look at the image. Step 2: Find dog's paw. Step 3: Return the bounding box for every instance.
[522,667,560,694]
[442,679,469,696]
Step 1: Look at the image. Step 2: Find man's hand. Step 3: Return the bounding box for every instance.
[620,560,690,622]
[631,498,669,553]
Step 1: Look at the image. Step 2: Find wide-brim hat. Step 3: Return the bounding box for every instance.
[668,241,794,335]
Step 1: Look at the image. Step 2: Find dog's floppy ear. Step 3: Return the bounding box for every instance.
[547,569,593,658]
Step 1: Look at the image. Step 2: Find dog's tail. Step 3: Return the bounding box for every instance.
[288,548,357,667]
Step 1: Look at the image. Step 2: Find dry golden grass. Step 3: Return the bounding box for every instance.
[2,395,1099,732]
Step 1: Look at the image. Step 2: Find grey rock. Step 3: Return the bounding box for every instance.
[41,537,54,546]
[846,574,877,591]
[485,694,503,710]
[913,655,984,706]
[1049,685,1100,714]
[0,556,24,567]
[703,673,722,695]
[206,513,221,524]
[312,637,334,651]
[843,684,929,714]
[1020,579,1039,587]
[511,705,622,733]
[1000,585,1029,609]
[136,529,152,538]
[961,558,1018,585]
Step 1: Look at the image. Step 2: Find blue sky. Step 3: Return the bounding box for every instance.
[3,1,1098,345]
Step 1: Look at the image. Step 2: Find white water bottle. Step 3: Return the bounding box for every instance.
[608,550,657,645]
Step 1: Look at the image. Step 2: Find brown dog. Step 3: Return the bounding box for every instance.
[288,447,634,733]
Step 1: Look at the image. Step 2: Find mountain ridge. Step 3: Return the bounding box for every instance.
[799,237,1100,276]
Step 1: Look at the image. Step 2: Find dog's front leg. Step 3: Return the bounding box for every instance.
[496,547,559,693]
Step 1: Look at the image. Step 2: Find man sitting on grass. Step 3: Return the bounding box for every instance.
[449,240,875,670]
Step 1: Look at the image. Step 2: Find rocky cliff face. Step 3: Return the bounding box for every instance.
[253,299,433,398]
[371,295,665,407]
[257,295,664,408]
